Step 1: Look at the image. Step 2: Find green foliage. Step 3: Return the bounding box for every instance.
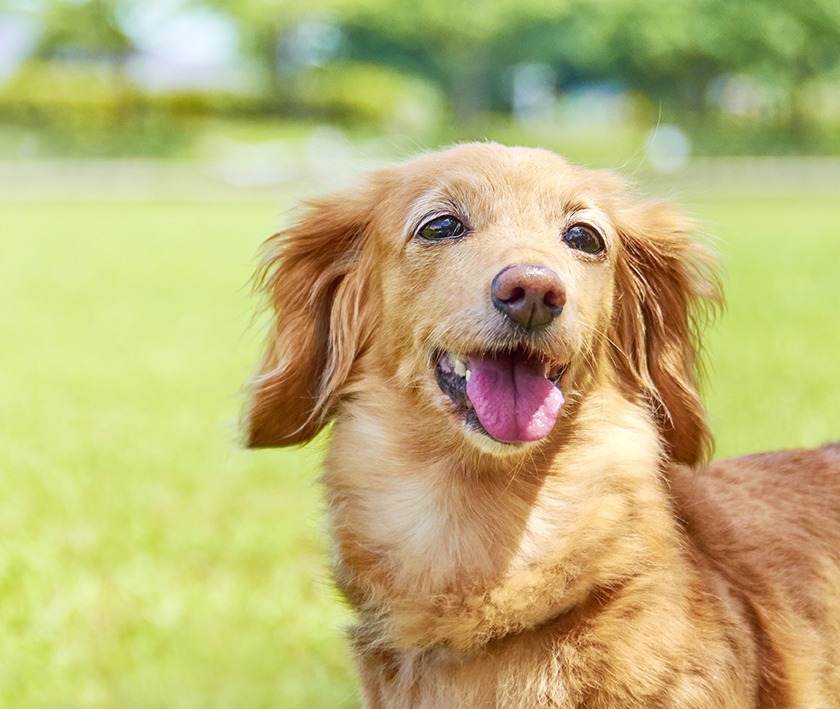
[294,62,443,130]
[0,61,279,157]
[0,61,155,156]
[36,0,131,58]
[3,0,840,155]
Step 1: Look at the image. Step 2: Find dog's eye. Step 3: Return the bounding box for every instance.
[418,216,466,241]
[563,225,605,255]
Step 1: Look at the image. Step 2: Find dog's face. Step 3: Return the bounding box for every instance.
[371,147,618,451]
[246,143,719,465]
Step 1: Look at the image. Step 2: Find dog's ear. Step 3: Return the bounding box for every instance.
[609,199,722,466]
[245,189,378,448]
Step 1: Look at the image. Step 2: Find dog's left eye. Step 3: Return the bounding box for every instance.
[563,225,605,255]
[418,216,466,241]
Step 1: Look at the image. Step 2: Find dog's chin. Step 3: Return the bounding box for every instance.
[433,347,568,452]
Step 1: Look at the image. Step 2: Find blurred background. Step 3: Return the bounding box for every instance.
[4,0,840,171]
[1,0,839,706]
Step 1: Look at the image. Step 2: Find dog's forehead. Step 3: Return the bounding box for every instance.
[389,143,612,218]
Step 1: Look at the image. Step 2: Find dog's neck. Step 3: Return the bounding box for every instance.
[323,382,684,655]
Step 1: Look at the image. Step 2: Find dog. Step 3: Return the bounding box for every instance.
[244,143,840,707]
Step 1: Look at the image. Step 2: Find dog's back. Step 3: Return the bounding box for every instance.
[670,443,840,706]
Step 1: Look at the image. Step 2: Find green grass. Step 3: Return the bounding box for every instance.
[0,192,838,707]
[0,201,357,707]
[698,197,840,456]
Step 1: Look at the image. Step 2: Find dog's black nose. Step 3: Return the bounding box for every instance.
[491,264,565,332]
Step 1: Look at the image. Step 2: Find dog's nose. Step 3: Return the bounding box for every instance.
[491,264,566,332]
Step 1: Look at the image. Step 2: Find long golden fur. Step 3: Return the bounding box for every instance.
[245,143,840,707]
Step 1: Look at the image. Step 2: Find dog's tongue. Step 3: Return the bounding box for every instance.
[466,352,564,443]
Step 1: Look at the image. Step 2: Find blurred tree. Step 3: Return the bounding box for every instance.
[191,0,348,110]
[12,0,840,152]
[740,0,840,144]
[35,0,132,60]
[27,0,138,152]
[342,0,575,118]
[197,0,576,118]
[579,0,840,123]
[201,0,840,128]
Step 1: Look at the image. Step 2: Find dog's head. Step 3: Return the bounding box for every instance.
[245,143,720,466]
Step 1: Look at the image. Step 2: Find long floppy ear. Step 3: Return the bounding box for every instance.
[245,190,378,448]
[609,199,722,466]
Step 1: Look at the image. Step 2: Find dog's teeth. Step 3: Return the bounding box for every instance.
[453,357,467,378]
[465,369,471,382]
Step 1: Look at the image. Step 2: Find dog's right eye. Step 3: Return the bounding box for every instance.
[417,216,466,241]
[563,224,605,256]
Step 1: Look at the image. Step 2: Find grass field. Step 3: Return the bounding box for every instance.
[1,188,838,707]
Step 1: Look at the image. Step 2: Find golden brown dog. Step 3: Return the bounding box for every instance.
[245,143,840,707]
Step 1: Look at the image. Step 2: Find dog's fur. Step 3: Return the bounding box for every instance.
[245,143,840,707]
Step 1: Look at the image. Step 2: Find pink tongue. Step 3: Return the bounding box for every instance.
[465,353,564,443]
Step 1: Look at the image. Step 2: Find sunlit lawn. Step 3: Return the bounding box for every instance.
[1,188,838,707]
[699,197,840,455]
[0,199,357,708]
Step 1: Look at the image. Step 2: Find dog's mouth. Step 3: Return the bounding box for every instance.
[435,348,567,444]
